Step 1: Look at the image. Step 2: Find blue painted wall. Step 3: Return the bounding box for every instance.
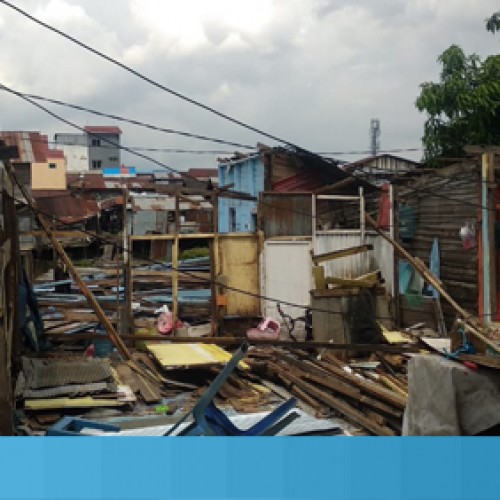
[218,155,264,233]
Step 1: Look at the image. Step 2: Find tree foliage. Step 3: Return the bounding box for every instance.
[486,11,500,33]
[415,45,500,164]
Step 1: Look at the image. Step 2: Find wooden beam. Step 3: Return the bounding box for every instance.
[311,244,373,265]
[315,176,356,194]
[464,145,500,155]
[23,230,94,239]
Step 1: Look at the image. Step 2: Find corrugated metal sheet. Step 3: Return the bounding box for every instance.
[22,358,112,389]
[272,171,325,192]
[35,194,99,224]
[132,195,175,212]
[314,231,394,290]
[0,131,48,163]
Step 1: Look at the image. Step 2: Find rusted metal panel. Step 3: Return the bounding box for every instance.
[260,193,312,237]
[219,234,260,316]
[35,194,99,224]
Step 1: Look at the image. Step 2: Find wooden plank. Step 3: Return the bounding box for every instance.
[271,365,395,436]
[316,357,407,409]
[313,265,326,290]
[302,372,402,418]
[325,270,382,288]
[312,245,374,265]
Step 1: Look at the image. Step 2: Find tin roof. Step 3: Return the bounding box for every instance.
[35,192,99,224]
[84,126,122,135]
[0,131,49,163]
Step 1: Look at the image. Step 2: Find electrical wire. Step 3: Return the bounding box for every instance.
[22,92,256,150]
[21,92,423,157]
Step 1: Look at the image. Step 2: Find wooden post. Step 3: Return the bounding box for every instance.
[482,152,496,325]
[390,183,401,326]
[4,161,134,361]
[121,188,131,337]
[211,190,220,335]
[172,194,180,330]
[0,158,18,435]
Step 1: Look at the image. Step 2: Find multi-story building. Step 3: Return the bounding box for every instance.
[54,126,122,172]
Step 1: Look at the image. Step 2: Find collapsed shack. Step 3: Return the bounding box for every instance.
[4,144,500,436]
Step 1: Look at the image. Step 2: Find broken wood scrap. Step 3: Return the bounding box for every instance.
[311,359,407,410]
[272,352,404,420]
[301,372,402,420]
[268,363,395,436]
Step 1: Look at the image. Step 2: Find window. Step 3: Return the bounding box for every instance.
[108,156,118,162]
[229,207,237,232]
[48,163,57,169]
[91,138,101,147]
[91,160,102,169]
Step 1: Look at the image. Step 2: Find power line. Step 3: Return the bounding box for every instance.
[22,92,422,157]
[2,84,492,229]
[23,92,256,150]
[0,83,212,188]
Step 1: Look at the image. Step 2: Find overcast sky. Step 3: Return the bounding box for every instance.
[0,0,498,172]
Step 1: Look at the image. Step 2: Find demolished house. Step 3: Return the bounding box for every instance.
[2,136,500,436]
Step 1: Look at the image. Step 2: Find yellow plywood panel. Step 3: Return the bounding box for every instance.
[219,235,260,316]
[146,343,249,370]
[378,323,413,344]
[24,397,126,411]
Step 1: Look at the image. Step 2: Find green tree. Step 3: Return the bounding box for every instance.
[486,11,500,33]
[415,45,500,164]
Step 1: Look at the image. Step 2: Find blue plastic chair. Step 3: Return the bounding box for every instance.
[165,342,298,436]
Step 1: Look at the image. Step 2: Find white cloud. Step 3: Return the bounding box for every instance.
[0,0,498,170]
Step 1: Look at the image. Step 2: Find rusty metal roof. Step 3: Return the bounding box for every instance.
[35,193,99,224]
[186,168,218,179]
[0,131,49,163]
[84,126,122,135]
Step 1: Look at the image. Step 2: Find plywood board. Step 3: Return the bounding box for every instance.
[24,397,126,411]
[146,343,249,370]
[219,234,260,316]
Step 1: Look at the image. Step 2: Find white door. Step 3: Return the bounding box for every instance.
[262,240,313,324]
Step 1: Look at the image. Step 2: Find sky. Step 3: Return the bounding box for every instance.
[0,0,499,173]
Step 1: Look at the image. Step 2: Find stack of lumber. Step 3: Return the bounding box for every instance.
[244,347,409,436]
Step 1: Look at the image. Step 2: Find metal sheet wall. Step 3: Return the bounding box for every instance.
[314,231,394,290]
[262,240,313,322]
